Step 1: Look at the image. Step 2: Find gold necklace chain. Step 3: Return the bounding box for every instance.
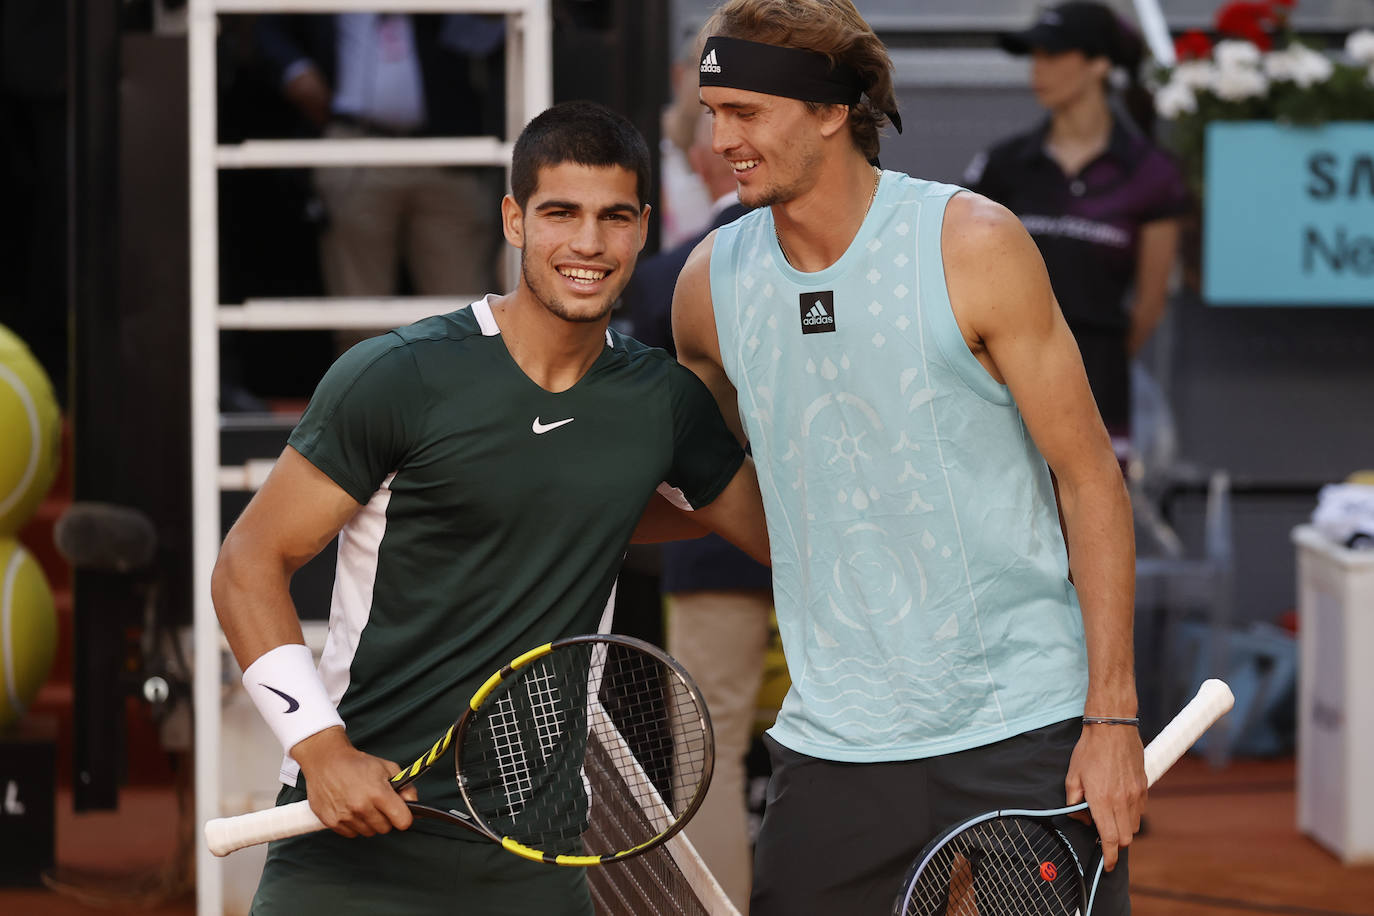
[775,165,882,268]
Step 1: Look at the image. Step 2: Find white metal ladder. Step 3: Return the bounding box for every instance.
[187,3,551,912]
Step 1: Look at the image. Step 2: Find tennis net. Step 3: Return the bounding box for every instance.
[585,699,740,916]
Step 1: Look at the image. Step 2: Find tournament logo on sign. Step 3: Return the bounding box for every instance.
[800,291,836,334]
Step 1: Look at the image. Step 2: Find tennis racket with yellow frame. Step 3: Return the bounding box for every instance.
[205,634,714,867]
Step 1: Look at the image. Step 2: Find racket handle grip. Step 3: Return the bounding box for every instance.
[1142,678,1235,787]
[205,799,327,857]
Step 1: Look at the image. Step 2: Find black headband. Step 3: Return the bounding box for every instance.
[699,35,864,108]
[702,35,905,134]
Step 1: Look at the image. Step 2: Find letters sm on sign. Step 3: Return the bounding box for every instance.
[1203,122,1374,306]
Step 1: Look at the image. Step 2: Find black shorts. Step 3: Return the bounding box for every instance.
[250,785,594,916]
[750,719,1130,916]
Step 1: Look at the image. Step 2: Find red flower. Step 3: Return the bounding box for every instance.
[1174,30,1214,60]
[1215,1,1275,51]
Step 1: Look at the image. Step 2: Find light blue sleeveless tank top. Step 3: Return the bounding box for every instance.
[711,172,1088,761]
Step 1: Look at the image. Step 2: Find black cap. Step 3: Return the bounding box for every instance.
[999,2,1124,63]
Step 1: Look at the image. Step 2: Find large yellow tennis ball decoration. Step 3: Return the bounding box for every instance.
[0,538,58,731]
[0,324,61,535]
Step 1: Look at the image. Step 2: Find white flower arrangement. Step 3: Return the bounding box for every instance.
[1213,38,1262,71]
[1155,80,1199,119]
[1212,59,1270,101]
[1157,37,1366,114]
[1346,29,1374,66]
[1152,4,1374,189]
[1261,43,1334,88]
[1345,29,1374,85]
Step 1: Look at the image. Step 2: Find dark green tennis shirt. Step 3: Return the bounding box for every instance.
[280,297,744,832]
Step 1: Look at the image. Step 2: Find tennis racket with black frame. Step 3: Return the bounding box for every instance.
[205,634,714,867]
[892,678,1235,916]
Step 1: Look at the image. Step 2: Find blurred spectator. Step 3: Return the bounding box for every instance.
[658,37,715,248]
[619,110,769,913]
[0,0,68,404]
[253,14,505,309]
[965,2,1190,461]
[622,111,748,350]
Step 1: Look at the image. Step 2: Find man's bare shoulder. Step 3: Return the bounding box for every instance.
[941,190,1035,267]
[673,229,718,320]
[680,228,718,283]
[672,229,723,367]
[941,191,1054,342]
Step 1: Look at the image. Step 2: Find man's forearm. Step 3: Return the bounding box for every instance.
[1059,472,1137,715]
[630,492,711,544]
[692,459,771,567]
[212,541,309,673]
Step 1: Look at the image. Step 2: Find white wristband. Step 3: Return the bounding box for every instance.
[242,643,345,755]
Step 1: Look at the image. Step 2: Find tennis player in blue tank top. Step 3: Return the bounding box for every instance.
[674,2,1144,912]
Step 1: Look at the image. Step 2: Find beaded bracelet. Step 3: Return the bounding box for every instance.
[1081,715,1141,726]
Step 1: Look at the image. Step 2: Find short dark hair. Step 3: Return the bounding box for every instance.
[510,101,651,209]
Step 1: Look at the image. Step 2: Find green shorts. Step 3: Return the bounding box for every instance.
[250,786,594,916]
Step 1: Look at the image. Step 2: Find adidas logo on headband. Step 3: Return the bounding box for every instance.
[696,35,902,137]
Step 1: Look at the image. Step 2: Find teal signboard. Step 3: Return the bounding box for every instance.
[1204,122,1374,306]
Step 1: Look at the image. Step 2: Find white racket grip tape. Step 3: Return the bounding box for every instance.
[205,799,327,857]
[1142,679,1235,787]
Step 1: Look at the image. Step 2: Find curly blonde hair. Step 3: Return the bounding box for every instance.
[700,0,898,162]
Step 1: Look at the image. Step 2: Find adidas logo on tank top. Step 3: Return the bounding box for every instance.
[800,291,836,334]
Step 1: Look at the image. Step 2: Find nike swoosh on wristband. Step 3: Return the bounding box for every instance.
[261,684,301,713]
[532,417,575,434]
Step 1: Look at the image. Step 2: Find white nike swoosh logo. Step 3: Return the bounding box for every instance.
[532,417,575,434]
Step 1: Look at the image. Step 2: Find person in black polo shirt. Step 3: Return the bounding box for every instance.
[966,2,1190,462]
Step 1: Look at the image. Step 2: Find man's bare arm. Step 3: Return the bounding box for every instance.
[943,192,1143,871]
[631,491,712,544]
[688,457,770,566]
[672,233,745,442]
[212,446,416,835]
[624,231,773,561]
[632,463,771,566]
[213,447,356,667]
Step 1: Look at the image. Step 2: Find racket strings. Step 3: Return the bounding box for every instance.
[961,819,1069,916]
[590,646,710,827]
[458,642,709,860]
[526,667,567,760]
[487,693,536,815]
[901,816,1083,916]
